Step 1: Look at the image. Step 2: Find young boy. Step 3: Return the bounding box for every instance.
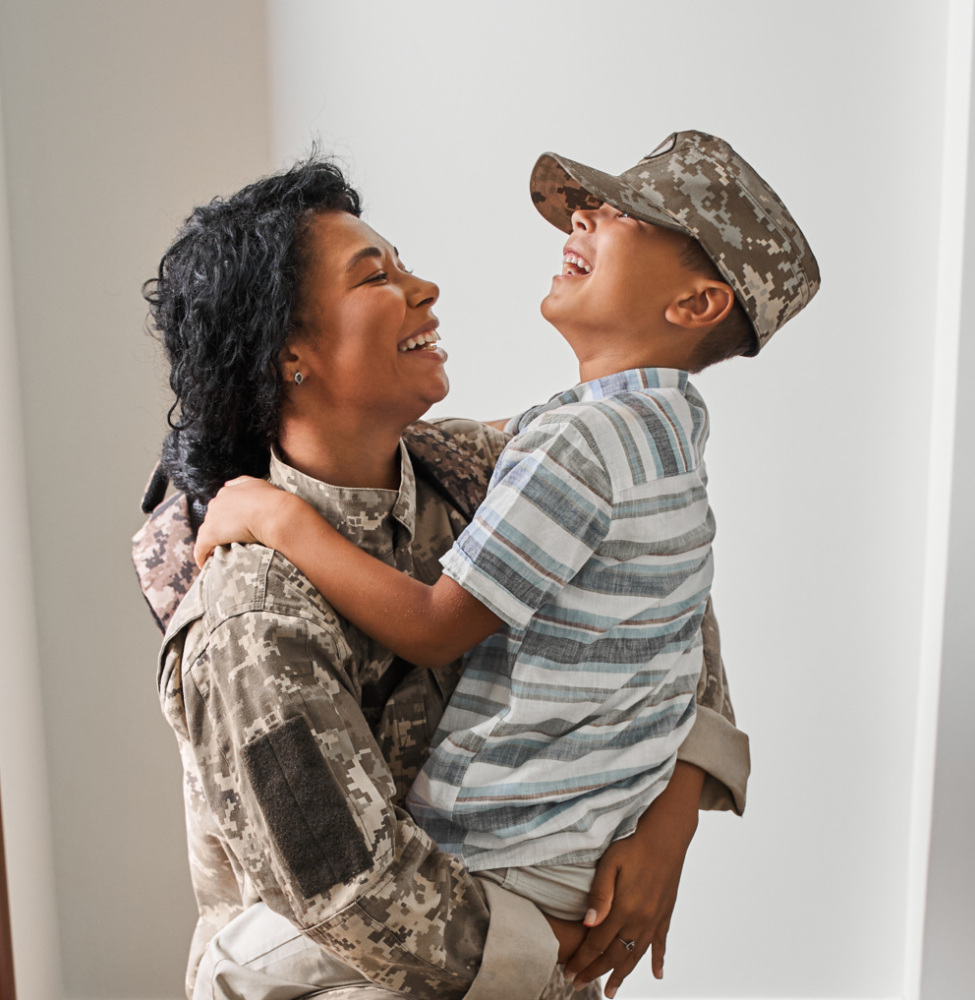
[197,128,819,951]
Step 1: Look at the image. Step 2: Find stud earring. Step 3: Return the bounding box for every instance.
[293,372,304,385]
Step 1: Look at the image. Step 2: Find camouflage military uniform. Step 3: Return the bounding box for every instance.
[154,419,749,1000]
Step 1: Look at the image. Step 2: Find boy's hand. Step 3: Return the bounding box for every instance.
[563,761,705,997]
[193,476,298,567]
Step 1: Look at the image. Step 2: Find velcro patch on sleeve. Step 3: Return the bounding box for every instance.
[242,716,372,898]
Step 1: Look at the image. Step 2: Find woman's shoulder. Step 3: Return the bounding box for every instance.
[411,416,509,468]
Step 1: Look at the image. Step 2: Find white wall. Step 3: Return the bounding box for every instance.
[920,9,975,996]
[268,1,962,997]
[0,1,272,997]
[0,84,63,1000]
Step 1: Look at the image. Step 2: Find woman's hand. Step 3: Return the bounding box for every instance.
[563,762,705,997]
[194,476,299,567]
[543,913,588,966]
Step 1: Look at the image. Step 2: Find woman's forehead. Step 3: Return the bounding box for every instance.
[308,211,396,267]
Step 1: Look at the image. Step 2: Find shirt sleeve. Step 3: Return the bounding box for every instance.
[180,553,557,1000]
[677,596,750,814]
[441,415,613,629]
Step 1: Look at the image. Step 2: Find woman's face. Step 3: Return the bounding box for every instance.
[287,211,448,428]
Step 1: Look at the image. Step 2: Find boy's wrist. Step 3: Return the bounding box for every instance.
[264,490,313,555]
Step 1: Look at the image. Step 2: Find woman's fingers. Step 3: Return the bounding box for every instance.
[583,860,619,927]
[572,930,653,997]
[650,917,669,979]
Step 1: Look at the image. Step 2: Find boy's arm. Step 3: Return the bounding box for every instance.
[195,478,503,669]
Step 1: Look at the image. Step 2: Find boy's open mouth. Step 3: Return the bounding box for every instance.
[562,251,593,276]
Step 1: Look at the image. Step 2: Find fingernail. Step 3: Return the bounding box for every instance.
[605,988,617,999]
[562,972,574,985]
[584,908,597,926]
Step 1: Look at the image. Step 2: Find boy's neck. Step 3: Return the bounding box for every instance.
[555,314,707,384]
[573,337,698,383]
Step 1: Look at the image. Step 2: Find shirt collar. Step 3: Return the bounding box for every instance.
[513,367,688,433]
[268,440,417,557]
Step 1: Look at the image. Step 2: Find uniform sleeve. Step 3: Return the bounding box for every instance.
[677,596,751,813]
[441,417,613,629]
[182,580,557,999]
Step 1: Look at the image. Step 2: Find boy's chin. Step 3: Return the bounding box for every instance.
[540,288,565,325]
[540,290,575,336]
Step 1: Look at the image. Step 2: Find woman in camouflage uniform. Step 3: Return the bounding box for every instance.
[137,157,749,1000]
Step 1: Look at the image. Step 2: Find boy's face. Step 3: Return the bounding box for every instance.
[541,203,697,339]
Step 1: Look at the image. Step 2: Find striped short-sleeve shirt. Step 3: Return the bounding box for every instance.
[406,368,715,870]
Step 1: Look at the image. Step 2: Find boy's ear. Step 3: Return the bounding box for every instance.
[665,281,735,330]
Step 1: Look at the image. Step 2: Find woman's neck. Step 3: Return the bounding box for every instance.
[276,411,403,491]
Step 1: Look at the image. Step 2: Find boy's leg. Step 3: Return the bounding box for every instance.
[479,863,595,922]
[195,898,602,1000]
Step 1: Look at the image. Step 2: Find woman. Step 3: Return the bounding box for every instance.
[140,157,748,1000]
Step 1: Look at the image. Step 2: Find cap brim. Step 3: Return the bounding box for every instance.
[530,152,687,235]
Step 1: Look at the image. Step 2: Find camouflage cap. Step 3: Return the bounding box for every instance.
[530,131,820,353]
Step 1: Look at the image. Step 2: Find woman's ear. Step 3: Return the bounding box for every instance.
[666,280,735,330]
[279,340,302,384]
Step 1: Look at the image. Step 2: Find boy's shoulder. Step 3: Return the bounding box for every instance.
[514,379,707,485]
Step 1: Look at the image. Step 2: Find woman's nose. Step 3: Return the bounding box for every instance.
[408,274,439,308]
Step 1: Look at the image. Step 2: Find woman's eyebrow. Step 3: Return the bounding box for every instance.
[345,246,383,272]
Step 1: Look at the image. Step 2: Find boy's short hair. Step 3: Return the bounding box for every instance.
[677,239,757,371]
[530,130,820,355]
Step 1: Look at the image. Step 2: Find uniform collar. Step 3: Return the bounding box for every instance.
[268,441,417,557]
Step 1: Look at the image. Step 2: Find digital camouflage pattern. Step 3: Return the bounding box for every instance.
[132,420,495,637]
[138,418,748,999]
[530,130,820,353]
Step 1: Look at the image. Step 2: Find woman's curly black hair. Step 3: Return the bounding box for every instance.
[144,157,361,510]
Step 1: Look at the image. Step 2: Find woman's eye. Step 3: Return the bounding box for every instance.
[365,271,388,283]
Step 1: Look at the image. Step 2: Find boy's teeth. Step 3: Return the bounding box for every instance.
[562,253,592,274]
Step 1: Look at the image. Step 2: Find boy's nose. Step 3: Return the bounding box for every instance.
[570,208,597,232]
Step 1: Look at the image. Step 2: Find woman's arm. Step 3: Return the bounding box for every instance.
[195,478,502,669]
[565,761,705,997]
[169,549,560,1000]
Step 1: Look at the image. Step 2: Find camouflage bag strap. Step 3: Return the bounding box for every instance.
[131,463,201,634]
[402,420,493,522]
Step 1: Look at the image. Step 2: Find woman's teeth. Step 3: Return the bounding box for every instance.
[399,329,441,353]
[563,253,592,275]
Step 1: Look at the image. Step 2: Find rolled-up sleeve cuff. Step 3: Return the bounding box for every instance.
[678,705,750,815]
[464,879,558,1000]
